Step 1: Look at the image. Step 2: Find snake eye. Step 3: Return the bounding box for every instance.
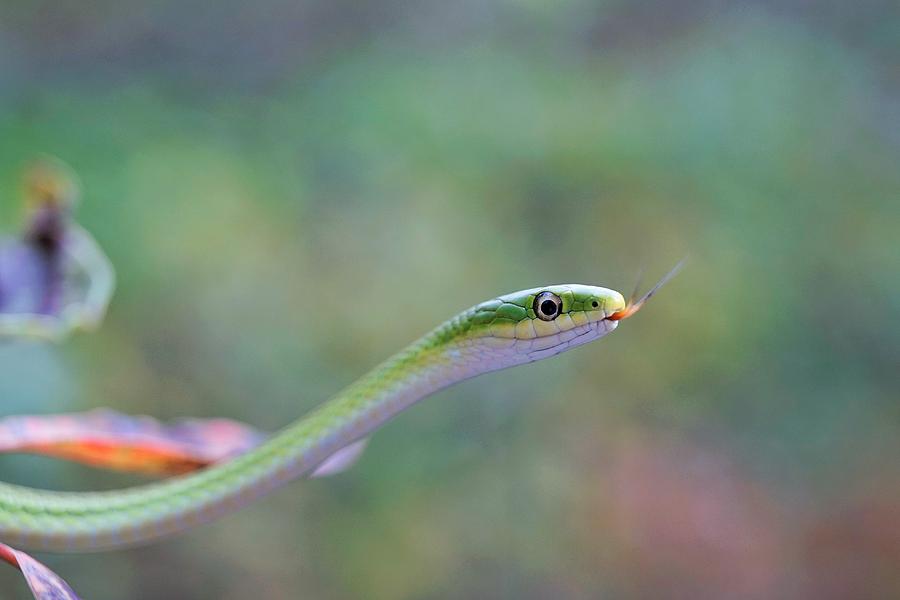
[533,292,562,321]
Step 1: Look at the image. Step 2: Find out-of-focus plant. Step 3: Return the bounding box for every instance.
[0,410,265,476]
[0,163,360,597]
[0,158,114,341]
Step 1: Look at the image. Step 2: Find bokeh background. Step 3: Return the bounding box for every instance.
[1,1,898,598]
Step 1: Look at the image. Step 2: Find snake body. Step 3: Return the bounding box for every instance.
[0,284,626,552]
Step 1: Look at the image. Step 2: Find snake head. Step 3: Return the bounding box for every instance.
[460,284,626,363]
[441,264,680,368]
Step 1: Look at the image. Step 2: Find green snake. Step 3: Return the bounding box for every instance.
[0,274,676,553]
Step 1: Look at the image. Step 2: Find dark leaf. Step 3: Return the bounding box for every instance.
[0,543,79,600]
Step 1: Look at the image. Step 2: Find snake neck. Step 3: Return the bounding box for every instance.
[289,312,523,455]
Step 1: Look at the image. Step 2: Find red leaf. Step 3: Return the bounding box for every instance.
[0,543,79,599]
[0,409,266,476]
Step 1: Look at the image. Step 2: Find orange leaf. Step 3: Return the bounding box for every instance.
[0,410,265,476]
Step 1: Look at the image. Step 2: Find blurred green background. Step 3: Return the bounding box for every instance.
[1,1,898,598]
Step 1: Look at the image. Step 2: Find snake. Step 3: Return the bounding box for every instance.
[0,268,680,553]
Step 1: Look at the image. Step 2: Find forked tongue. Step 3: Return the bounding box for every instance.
[607,259,685,321]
